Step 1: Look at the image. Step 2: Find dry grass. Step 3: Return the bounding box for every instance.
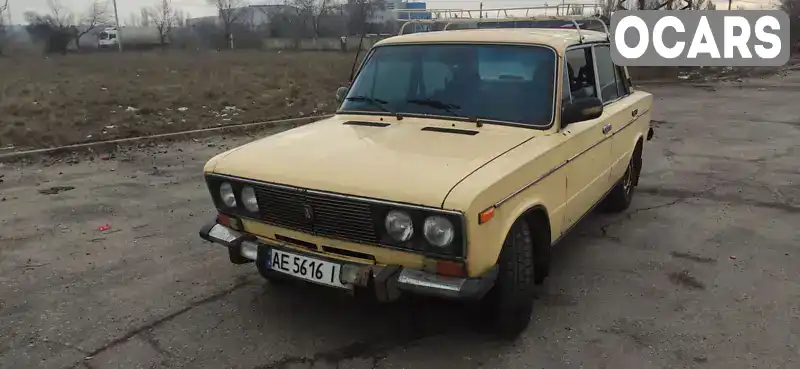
[1,50,794,150]
[0,50,355,149]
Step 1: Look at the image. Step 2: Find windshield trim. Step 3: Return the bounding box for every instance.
[337,109,553,129]
[336,41,559,131]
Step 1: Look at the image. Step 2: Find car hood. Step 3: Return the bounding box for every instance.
[207,115,543,208]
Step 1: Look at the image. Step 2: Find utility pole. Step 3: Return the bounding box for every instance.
[112,0,122,52]
[727,0,732,10]
[479,2,483,19]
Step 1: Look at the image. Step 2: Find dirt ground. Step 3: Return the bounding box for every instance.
[0,51,354,150]
[2,50,796,152]
[0,66,798,368]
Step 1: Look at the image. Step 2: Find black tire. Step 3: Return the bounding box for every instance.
[478,218,537,339]
[602,144,642,213]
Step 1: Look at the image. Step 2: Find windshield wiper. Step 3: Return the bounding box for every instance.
[406,99,462,117]
[345,96,403,120]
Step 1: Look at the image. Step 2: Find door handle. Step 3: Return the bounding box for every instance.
[602,124,612,134]
[631,109,639,117]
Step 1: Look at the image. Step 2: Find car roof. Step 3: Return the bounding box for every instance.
[374,28,609,52]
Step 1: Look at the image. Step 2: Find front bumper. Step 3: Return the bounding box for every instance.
[199,222,497,301]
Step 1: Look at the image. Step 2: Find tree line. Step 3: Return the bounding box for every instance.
[0,0,391,54]
[0,0,797,55]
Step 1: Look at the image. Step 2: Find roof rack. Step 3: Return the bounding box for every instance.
[394,0,695,40]
[393,4,613,43]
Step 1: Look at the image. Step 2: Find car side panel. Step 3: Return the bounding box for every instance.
[441,133,570,277]
[610,91,654,182]
[561,116,614,232]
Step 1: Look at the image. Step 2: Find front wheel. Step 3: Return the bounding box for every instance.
[478,219,537,339]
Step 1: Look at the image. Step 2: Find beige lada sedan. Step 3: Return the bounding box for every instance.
[200,27,654,338]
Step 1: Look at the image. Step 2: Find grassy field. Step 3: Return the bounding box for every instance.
[1,49,794,150]
[0,51,355,150]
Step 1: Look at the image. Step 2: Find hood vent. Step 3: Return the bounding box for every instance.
[343,121,391,127]
[421,126,479,136]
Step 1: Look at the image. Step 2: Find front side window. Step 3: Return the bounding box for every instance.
[564,47,597,100]
[340,43,557,127]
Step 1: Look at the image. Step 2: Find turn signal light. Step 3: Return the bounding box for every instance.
[218,213,243,231]
[478,206,496,224]
[436,261,466,277]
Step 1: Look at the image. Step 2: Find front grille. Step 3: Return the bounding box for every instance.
[252,184,378,245]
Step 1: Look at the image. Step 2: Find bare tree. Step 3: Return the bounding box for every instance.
[779,0,799,15]
[690,0,717,9]
[347,0,378,35]
[47,0,75,28]
[174,9,187,28]
[141,7,151,27]
[780,0,799,51]
[126,12,140,27]
[0,0,8,55]
[148,0,175,45]
[208,0,247,47]
[293,0,333,37]
[75,0,110,49]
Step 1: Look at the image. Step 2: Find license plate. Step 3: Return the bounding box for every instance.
[268,249,347,289]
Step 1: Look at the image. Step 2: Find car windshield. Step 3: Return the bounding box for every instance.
[339,43,556,127]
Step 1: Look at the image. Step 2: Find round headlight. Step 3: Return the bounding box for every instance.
[219,182,236,208]
[384,210,414,242]
[423,216,454,247]
[241,186,258,212]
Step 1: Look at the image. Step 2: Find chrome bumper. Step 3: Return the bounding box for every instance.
[199,222,497,301]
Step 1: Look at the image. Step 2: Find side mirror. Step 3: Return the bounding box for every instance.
[561,97,603,126]
[335,86,349,103]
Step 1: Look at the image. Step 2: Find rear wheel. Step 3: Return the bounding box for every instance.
[603,144,642,213]
[478,219,537,339]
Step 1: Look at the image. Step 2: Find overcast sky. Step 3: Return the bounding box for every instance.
[7,0,776,25]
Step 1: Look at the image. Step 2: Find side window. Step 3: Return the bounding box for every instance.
[593,45,628,103]
[615,65,630,97]
[561,62,571,105]
[564,48,597,101]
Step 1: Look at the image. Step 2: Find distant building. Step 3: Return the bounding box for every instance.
[186,15,218,28]
[220,4,298,30]
[394,1,432,20]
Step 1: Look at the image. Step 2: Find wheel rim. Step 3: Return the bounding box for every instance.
[622,161,634,196]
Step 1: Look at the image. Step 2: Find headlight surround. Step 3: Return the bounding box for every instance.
[241,186,259,213]
[219,182,237,208]
[384,210,414,242]
[423,215,455,248]
[376,205,464,257]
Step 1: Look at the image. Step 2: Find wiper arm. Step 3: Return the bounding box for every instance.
[345,95,403,120]
[406,99,462,117]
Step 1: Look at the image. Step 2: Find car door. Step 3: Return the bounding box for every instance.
[560,45,615,232]
[591,44,638,184]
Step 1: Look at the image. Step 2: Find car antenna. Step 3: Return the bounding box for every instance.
[348,33,366,83]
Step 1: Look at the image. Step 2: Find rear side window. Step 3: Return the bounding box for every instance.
[593,45,629,103]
